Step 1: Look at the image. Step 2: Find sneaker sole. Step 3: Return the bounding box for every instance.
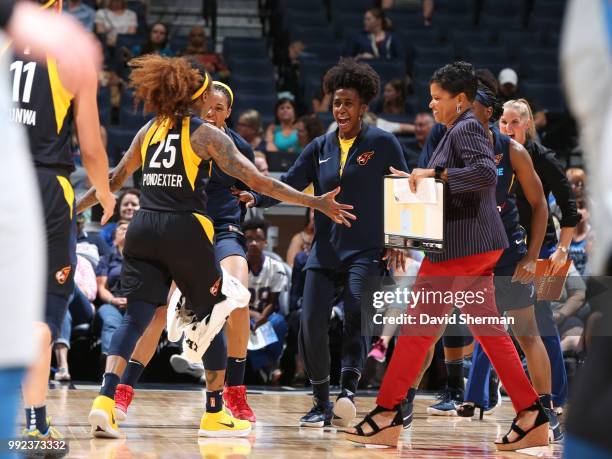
[89,409,121,438]
[299,420,325,428]
[170,354,205,378]
[426,407,458,416]
[167,289,186,342]
[114,408,127,423]
[198,426,251,438]
[332,398,356,427]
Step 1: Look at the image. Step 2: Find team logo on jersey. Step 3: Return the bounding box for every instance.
[494,153,503,165]
[55,266,71,285]
[357,151,375,165]
[210,277,222,296]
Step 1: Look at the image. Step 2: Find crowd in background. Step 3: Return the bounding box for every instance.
[53,0,593,390]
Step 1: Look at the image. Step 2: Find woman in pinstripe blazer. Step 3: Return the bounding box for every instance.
[345,62,549,451]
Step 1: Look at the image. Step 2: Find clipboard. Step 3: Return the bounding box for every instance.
[534,259,572,301]
[383,176,446,253]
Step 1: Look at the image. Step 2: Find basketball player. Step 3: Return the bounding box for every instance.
[112,81,258,423]
[9,0,115,443]
[458,79,563,441]
[75,55,354,438]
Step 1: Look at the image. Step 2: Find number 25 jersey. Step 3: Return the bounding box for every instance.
[139,116,212,214]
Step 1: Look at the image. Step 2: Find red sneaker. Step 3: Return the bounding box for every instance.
[114,384,134,422]
[223,385,256,423]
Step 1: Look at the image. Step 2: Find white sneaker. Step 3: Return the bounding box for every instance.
[170,352,205,378]
[167,288,195,342]
[182,268,250,363]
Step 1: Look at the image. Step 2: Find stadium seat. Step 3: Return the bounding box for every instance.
[496,30,542,60]
[528,15,563,34]
[481,0,526,17]
[531,0,566,20]
[523,63,561,84]
[433,13,475,30]
[284,10,329,30]
[368,59,406,85]
[386,10,427,29]
[299,43,342,61]
[231,94,276,121]
[411,44,456,66]
[291,25,336,45]
[521,82,565,114]
[330,0,375,15]
[279,0,324,12]
[227,58,274,76]
[169,35,188,54]
[434,0,477,14]
[520,47,559,68]
[411,62,440,82]
[106,127,138,165]
[333,12,363,38]
[463,46,511,67]
[397,29,443,51]
[230,75,277,95]
[223,38,267,60]
[477,13,524,31]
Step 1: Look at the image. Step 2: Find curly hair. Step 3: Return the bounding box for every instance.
[323,58,380,105]
[430,61,477,102]
[128,55,210,119]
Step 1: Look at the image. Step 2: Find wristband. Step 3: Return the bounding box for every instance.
[434,166,444,180]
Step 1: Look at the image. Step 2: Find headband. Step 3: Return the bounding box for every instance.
[475,89,496,108]
[212,81,234,107]
[191,72,210,100]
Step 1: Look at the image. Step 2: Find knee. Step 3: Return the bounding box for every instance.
[221,268,251,306]
[517,334,541,350]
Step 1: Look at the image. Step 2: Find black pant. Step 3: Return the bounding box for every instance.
[298,251,381,387]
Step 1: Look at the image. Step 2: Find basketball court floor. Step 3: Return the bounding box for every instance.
[39,384,564,458]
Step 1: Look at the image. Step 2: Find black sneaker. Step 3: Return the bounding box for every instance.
[545,407,564,442]
[300,399,333,428]
[426,389,463,416]
[400,399,413,429]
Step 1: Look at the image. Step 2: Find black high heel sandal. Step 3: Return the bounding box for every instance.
[495,401,549,451]
[344,404,405,448]
[456,402,485,420]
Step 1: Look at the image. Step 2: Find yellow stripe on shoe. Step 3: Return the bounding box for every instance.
[199,409,251,438]
[89,395,121,438]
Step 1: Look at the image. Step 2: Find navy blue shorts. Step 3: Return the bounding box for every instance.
[494,226,535,312]
[214,228,247,265]
[36,169,77,300]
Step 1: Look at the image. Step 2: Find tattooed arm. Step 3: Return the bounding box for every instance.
[76,122,148,214]
[191,123,356,226]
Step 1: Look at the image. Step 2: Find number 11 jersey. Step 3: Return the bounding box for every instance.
[140,116,212,214]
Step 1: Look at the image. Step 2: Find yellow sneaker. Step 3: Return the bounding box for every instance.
[198,409,252,438]
[22,418,69,457]
[89,395,121,438]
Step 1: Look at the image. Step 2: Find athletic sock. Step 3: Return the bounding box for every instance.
[406,387,417,403]
[539,393,553,409]
[312,380,330,404]
[226,356,247,387]
[99,372,120,398]
[206,390,223,413]
[121,360,145,387]
[25,406,48,433]
[340,370,359,397]
[445,358,464,392]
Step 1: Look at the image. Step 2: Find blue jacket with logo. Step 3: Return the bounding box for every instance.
[257,125,408,269]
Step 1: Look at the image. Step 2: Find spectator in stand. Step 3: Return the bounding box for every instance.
[265,96,301,153]
[498,68,520,103]
[286,208,315,268]
[131,22,173,57]
[254,152,269,175]
[182,26,229,80]
[374,79,411,116]
[404,112,434,169]
[52,256,97,381]
[345,8,404,61]
[100,188,140,247]
[64,0,96,31]
[569,198,592,276]
[566,167,586,200]
[236,109,267,153]
[296,114,325,151]
[95,220,129,357]
[76,213,110,269]
[95,0,137,48]
[244,219,289,384]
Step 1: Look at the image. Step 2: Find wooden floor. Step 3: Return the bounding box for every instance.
[37,386,563,458]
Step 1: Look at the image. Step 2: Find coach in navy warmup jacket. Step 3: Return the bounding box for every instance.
[252,58,408,428]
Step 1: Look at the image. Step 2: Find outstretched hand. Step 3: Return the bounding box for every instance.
[232,187,256,208]
[316,187,356,227]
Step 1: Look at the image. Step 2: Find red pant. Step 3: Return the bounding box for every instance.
[377,250,538,413]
